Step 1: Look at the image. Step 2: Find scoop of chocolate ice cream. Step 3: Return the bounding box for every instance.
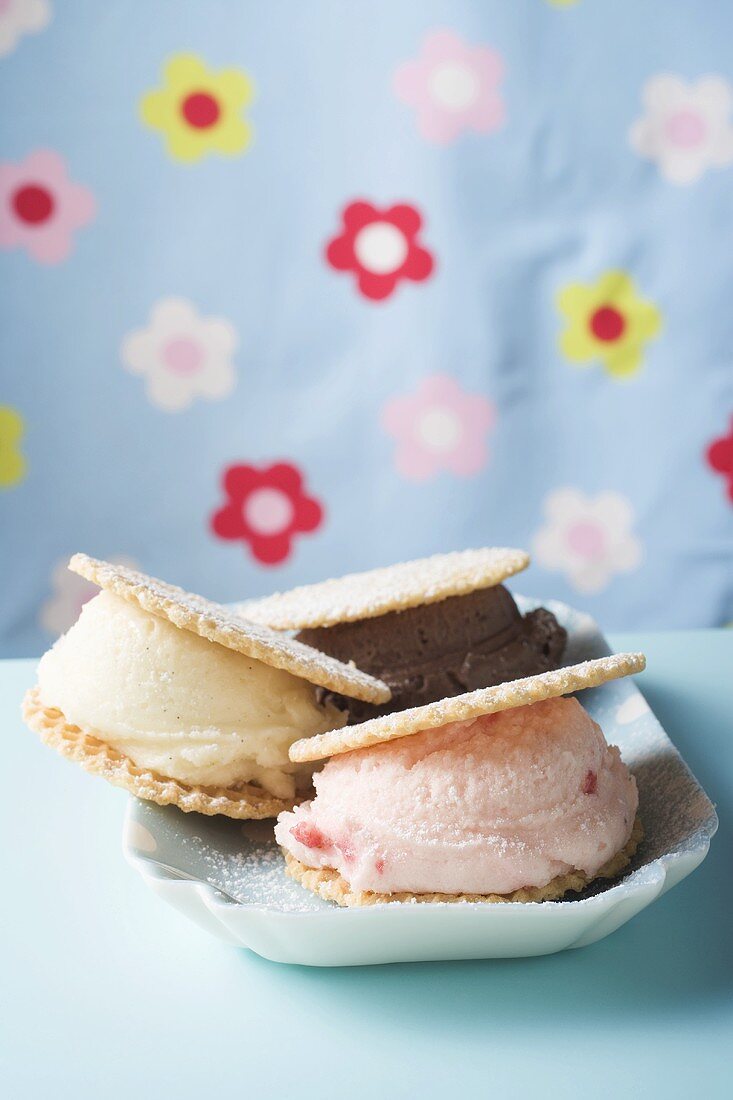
[297,585,567,723]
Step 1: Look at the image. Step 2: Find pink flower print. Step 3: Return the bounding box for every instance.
[0,0,51,59]
[40,555,139,636]
[0,150,96,264]
[394,30,505,145]
[381,375,495,481]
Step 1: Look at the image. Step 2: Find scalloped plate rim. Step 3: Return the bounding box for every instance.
[121,595,718,964]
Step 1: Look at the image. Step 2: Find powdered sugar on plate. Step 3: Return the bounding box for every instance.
[132,810,331,911]
[123,597,717,925]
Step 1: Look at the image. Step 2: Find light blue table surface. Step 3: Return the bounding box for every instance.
[2,633,731,1099]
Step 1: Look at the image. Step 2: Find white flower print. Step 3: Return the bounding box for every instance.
[630,74,733,184]
[121,298,237,412]
[533,489,643,595]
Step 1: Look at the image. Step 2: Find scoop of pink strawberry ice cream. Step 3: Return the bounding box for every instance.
[275,697,637,896]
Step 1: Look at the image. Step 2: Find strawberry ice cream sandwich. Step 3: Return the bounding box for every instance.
[240,548,567,723]
[276,654,645,904]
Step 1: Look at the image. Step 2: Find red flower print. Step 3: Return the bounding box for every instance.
[210,462,324,565]
[325,200,435,302]
[706,417,733,503]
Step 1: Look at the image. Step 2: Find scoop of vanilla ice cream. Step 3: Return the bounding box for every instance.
[37,591,346,797]
[276,696,638,894]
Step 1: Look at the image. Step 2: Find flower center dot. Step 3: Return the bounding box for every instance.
[567,521,606,559]
[353,222,409,275]
[162,337,204,376]
[429,63,480,111]
[665,109,706,148]
[589,305,625,342]
[181,91,221,129]
[12,184,55,225]
[418,408,461,451]
[245,488,294,536]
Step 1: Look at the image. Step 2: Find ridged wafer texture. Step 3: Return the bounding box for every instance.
[69,553,389,704]
[238,547,530,629]
[22,687,301,819]
[282,816,643,906]
[289,652,646,761]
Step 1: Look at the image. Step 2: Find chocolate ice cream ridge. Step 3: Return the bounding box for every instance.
[278,654,646,906]
[239,548,567,721]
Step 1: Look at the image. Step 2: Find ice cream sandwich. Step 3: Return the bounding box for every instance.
[23,555,389,819]
[240,548,567,722]
[276,654,645,904]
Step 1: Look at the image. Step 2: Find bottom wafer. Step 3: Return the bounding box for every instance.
[23,686,301,820]
[282,815,643,906]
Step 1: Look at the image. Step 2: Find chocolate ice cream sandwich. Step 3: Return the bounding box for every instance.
[239,548,567,722]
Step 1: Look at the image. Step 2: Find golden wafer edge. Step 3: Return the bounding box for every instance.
[239,546,531,630]
[23,687,300,820]
[67,553,391,705]
[283,816,643,906]
[290,652,647,762]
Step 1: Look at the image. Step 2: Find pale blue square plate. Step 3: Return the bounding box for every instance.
[123,598,717,966]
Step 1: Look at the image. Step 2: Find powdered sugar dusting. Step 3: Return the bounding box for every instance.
[238,547,529,629]
[290,652,647,761]
[183,836,313,909]
[155,818,330,911]
[124,597,716,919]
[68,553,389,702]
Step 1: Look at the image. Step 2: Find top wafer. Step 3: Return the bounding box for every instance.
[69,554,390,704]
[238,547,530,630]
[288,652,645,761]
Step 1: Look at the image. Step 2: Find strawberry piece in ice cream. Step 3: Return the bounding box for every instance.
[291,822,331,849]
[583,769,598,794]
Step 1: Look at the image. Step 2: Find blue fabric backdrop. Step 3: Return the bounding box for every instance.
[1,0,732,657]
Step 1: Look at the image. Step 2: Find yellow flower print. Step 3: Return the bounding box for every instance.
[557,271,661,379]
[0,405,27,488]
[141,54,254,164]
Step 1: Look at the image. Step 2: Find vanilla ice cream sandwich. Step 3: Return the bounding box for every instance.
[23,555,389,818]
